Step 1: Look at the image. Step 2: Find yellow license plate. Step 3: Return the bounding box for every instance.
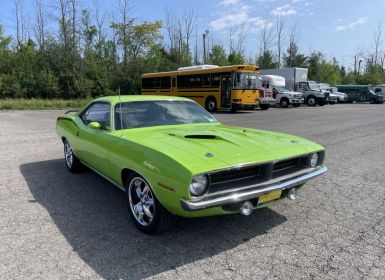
[258,190,282,204]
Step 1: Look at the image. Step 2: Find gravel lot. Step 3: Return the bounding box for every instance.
[1,104,385,280]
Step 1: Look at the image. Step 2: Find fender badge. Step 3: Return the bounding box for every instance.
[205,152,214,158]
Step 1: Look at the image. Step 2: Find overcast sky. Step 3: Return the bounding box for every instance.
[1,0,384,69]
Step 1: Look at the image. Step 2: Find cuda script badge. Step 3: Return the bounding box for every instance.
[56,95,327,233]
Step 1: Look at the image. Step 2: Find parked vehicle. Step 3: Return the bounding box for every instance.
[141,64,275,112]
[336,85,384,104]
[56,95,327,233]
[260,68,327,106]
[373,84,385,96]
[329,87,348,103]
[319,83,338,105]
[260,75,304,108]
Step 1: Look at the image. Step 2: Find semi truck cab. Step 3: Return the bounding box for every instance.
[297,81,326,106]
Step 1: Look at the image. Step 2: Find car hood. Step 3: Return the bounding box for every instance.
[122,123,324,174]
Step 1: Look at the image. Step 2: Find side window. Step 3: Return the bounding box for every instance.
[161,76,171,88]
[375,88,381,93]
[202,74,211,86]
[211,74,220,87]
[80,103,110,130]
[172,77,176,87]
[142,78,155,89]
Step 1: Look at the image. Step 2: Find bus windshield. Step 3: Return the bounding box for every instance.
[233,72,260,90]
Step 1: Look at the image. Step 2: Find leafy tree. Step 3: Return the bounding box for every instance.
[283,41,307,67]
[208,45,228,66]
[256,50,277,69]
[228,51,244,65]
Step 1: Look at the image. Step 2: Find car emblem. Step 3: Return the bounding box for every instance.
[205,152,214,158]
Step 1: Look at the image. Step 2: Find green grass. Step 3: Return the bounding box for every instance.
[0,98,92,110]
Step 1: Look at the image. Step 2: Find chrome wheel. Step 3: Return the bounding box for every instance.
[128,177,155,226]
[64,140,73,168]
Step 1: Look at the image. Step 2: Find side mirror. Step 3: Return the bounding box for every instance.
[88,121,101,129]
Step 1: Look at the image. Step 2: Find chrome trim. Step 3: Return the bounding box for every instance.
[180,165,327,211]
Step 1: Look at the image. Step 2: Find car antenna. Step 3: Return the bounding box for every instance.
[118,86,124,137]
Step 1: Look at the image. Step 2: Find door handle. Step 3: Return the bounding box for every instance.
[76,131,80,137]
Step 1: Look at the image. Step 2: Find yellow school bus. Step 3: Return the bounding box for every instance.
[141,65,266,112]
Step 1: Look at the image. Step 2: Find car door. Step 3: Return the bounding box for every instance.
[77,102,113,175]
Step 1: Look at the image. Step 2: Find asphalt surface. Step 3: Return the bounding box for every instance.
[1,104,385,280]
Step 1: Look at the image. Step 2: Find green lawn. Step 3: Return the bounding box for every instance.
[0,98,92,110]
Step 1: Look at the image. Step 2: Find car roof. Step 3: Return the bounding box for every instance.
[94,95,192,104]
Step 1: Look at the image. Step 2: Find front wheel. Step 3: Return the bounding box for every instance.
[370,99,376,104]
[259,104,270,110]
[307,96,316,106]
[280,98,289,108]
[63,139,83,173]
[126,174,177,234]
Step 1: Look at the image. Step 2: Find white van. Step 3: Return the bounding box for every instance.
[260,75,304,108]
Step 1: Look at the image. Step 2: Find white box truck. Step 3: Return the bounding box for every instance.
[260,75,304,108]
[260,68,327,106]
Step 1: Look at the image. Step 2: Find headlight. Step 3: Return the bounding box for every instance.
[189,175,208,196]
[310,153,319,167]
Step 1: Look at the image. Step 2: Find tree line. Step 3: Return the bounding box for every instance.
[0,0,384,99]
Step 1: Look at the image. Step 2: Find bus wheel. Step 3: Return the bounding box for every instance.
[205,97,217,112]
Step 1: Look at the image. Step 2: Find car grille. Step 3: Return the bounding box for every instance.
[207,154,318,194]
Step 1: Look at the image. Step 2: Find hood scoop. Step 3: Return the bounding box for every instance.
[184,134,217,139]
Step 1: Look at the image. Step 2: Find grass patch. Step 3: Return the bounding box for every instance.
[0,98,92,110]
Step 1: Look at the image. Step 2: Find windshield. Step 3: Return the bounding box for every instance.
[331,87,338,93]
[276,87,290,93]
[308,82,320,91]
[114,100,218,130]
[233,72,260,90]
[369,89,381,95]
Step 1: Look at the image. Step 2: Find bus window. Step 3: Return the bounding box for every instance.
[161,76,171,88]
[202,74,210,86]
[142,78,155,89]
[155,78,161,88]
[211,74,220,87]
[172,77,176,87]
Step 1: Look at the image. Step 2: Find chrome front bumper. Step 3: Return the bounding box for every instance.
[259,97,276,104]
[181,166,327,211]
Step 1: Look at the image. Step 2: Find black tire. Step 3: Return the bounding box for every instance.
[307,96,316,106]
[370,99,375,104]
[292,103,300,107]
[280,98,289,108]
[205,97,217,113]
[259,104,270,110]
[63,138,83,173]
[125,173,177,234]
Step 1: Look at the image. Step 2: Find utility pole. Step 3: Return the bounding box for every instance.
[202,29,209,64]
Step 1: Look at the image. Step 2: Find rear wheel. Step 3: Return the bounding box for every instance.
[205,97,217,113]
[63,139,83,173]
[126,174,177,234]
[259,104,270,110]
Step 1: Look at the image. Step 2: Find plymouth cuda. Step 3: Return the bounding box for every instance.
[56,96,327,233]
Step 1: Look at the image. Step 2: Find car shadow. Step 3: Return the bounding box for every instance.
[20,159,287,279]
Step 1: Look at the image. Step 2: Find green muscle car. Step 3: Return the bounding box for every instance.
[56,95,327,233]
